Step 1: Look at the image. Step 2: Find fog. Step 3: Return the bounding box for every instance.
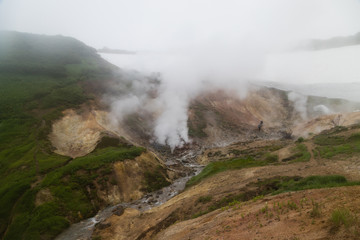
[1,0,360,149]
[2,0,360,51]
[262,45,360,85]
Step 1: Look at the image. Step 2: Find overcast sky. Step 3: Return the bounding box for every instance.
[1,0,360,51]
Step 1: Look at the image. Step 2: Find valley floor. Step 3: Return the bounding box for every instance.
[92,126,360,240]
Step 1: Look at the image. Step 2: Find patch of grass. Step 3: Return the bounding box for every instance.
[287,200,298,210]
[264,153,278,163]
[192,175,360,220]
[309,200,321,218]
[314,135,345,146]
[282,144,310,163]
[186,157,274,187]
[331,208,358,228]
[93,136,123,150]
[143,165,171,192]
[42,146,145,186]
[226,144,284,161]
[252,195,264,202]
[258,175,360,195]
[192,193,249,218]
[315,132,360,159]
[197,196,213,204]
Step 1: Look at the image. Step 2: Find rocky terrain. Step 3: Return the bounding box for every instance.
[48,54,360,240]
[92,124,360,240]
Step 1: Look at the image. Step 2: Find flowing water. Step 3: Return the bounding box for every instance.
[55,150,203,240]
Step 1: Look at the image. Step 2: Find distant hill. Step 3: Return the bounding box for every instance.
[98,47,136,54]
[0,31,116,119]
[299,32,360,50]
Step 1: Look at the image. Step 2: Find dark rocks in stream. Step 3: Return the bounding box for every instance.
[95,221,111,230]
[112,206,125,216]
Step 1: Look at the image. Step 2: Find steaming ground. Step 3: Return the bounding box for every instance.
[100,51,252,150]
[101,44,360,104]
[100,44,360,150]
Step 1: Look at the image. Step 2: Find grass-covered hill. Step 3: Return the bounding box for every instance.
[0,31,169,240]
[0,30,114,118]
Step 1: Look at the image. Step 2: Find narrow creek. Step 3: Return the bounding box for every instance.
[55,150,203,240]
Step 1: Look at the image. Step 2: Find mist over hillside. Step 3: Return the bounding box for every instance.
[262,81,360,103]
[300,31,360,51]
[261,44,360,86]
[100,41,360,150]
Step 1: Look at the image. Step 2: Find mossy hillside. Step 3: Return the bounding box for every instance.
[0,31,147,240]
[186,156,276,187]
[192,175,360,219]
[143,165,171,192]
[187,124,360,188]
[187,143,287,188]
[1,142,145,240]
[314,126,360,159]
[254,175,360,195]
[282,143,311,163]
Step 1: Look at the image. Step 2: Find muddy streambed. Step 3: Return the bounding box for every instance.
[55,152,203,240]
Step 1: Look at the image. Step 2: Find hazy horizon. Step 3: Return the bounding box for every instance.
[1,0,360,51]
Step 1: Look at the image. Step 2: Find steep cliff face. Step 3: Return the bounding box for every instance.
[49,109,105,158]
[108,151,170,203]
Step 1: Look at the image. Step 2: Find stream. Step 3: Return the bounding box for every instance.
[55,150,203,240]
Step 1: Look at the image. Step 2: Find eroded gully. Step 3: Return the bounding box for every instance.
[55,149,203,240]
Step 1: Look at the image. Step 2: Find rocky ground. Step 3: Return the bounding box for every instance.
[91,124,360,240]
[48,85,360,240]
[155,186,360,240]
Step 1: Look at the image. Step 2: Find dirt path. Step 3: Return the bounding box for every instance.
[304,141,315,163]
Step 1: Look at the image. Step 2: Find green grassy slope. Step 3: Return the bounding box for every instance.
[0,31,146,240]
[188,125,360,187]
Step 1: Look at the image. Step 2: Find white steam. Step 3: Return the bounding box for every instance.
[153,90,189,150]
[102,47,257,150]
[96,0,360,150]
[313,105,332,115]
[288,92,308,120]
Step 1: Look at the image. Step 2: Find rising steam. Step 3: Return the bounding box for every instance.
[98,0,360,151]
[103,47,257,150]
